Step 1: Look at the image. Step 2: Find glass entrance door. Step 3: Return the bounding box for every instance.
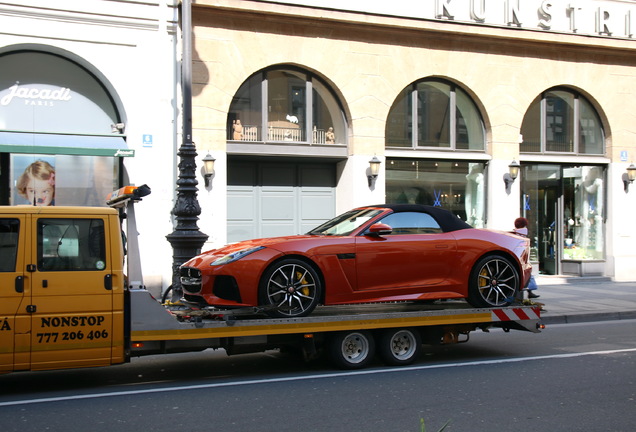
[521,164,606,276]
[521,164,561,275]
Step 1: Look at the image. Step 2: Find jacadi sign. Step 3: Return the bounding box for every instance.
[1,82,72,107]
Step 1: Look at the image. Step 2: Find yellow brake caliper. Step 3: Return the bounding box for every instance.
[297,271,310,296]
[479,268,489,288]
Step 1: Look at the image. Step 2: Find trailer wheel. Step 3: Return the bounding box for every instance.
[377,328,421,366]
[328,331,375,369]
[259,258,322,318]
[467,254,519,308]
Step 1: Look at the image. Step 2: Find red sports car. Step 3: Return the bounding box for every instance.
[180,204,531,318]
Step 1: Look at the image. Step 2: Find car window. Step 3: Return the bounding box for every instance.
[378,212,442,235]
[308,208,384,236]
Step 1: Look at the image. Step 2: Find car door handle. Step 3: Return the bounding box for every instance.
[15,276,24,293]
[435,244,449,249]
[104,274,112,291]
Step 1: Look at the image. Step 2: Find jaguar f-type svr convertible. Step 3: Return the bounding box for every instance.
[180,204,531,318]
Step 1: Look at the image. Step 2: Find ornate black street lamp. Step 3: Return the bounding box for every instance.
[166,0,208,301]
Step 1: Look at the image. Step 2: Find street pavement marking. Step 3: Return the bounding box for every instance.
[1,347,636,408]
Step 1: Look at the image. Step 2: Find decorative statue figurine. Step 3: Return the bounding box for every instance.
[325,127,335,144]
[233,119,244,140]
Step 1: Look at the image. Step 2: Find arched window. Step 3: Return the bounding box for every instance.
[228,67,346,146]
[520,88,604,155]
[386,79,485,151]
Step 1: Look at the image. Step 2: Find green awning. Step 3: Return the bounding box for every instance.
[0,131,134,157]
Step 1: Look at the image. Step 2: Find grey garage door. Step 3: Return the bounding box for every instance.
[227,160,336,242]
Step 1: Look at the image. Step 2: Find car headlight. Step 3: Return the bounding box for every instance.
[211,246,265,266]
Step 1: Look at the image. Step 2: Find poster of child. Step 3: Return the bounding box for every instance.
[14,158,56,206]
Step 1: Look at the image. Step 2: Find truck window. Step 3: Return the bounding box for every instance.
[37,218,107,271]
[0,219,19,272]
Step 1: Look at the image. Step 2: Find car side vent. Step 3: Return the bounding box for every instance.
[213,275,242,302]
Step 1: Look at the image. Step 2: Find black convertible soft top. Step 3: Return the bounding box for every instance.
[367,204,473,232]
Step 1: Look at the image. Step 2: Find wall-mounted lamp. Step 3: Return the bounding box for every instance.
[111,123,125,134]
[503,159,521,191]
[624,163,636,192]
[202,153,216,188]
[368,156,381,187]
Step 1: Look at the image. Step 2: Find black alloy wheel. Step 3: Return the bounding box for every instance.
[467,255,519,308]
[259,258,322,318]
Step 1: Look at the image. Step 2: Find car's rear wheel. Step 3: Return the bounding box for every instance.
[377,328,421,366]
[259,258,322,318]
[467,255,519,308]
[329,331,375,369]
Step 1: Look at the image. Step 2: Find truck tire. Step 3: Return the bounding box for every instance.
[377,328,421,366]
[328,330,375,369]
[467,254,519,308]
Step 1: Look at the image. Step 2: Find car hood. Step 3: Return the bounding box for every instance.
[183,235,319,267]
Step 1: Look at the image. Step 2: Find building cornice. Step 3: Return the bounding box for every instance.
[193,0,636,53]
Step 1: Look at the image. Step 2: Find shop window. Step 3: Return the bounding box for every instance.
[228,67,346,145]
[386,79,485,151]
[520,88,604,155]
[385,159,487,227]
[10,154,118,207]
[561,166,604,260]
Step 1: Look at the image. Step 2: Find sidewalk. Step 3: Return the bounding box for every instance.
[531,276,636,324]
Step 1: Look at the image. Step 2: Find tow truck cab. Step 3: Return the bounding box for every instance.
[0,205,126,373]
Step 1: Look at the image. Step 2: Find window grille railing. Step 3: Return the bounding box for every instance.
[230,125,335,145]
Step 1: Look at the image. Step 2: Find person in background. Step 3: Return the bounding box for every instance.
[514,217,539,299]
[16,160,56,206]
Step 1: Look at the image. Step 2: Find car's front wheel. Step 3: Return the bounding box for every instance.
[259,258,322,318]
[467,255,519,308]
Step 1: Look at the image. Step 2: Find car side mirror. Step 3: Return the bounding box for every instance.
[366,223,392,237]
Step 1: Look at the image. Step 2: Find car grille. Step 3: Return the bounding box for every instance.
[180,266,202,294]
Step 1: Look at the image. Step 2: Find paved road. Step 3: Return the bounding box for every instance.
[0,277,634,432]
[0,320,634,432]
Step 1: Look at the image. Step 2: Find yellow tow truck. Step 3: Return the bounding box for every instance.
[0,186,542,373]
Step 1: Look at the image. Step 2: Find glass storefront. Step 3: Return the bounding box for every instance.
[386,158,487,227]
[520,164,605,275]
[520,86,606,275]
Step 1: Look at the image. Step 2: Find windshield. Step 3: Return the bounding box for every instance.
[307,208,385,236]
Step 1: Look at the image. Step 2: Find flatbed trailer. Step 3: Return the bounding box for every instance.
[0,186,542,374]
[130,288,541,368]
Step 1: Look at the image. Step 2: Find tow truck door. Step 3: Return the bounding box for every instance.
[28,213,117,370]
[0,214,28,373]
